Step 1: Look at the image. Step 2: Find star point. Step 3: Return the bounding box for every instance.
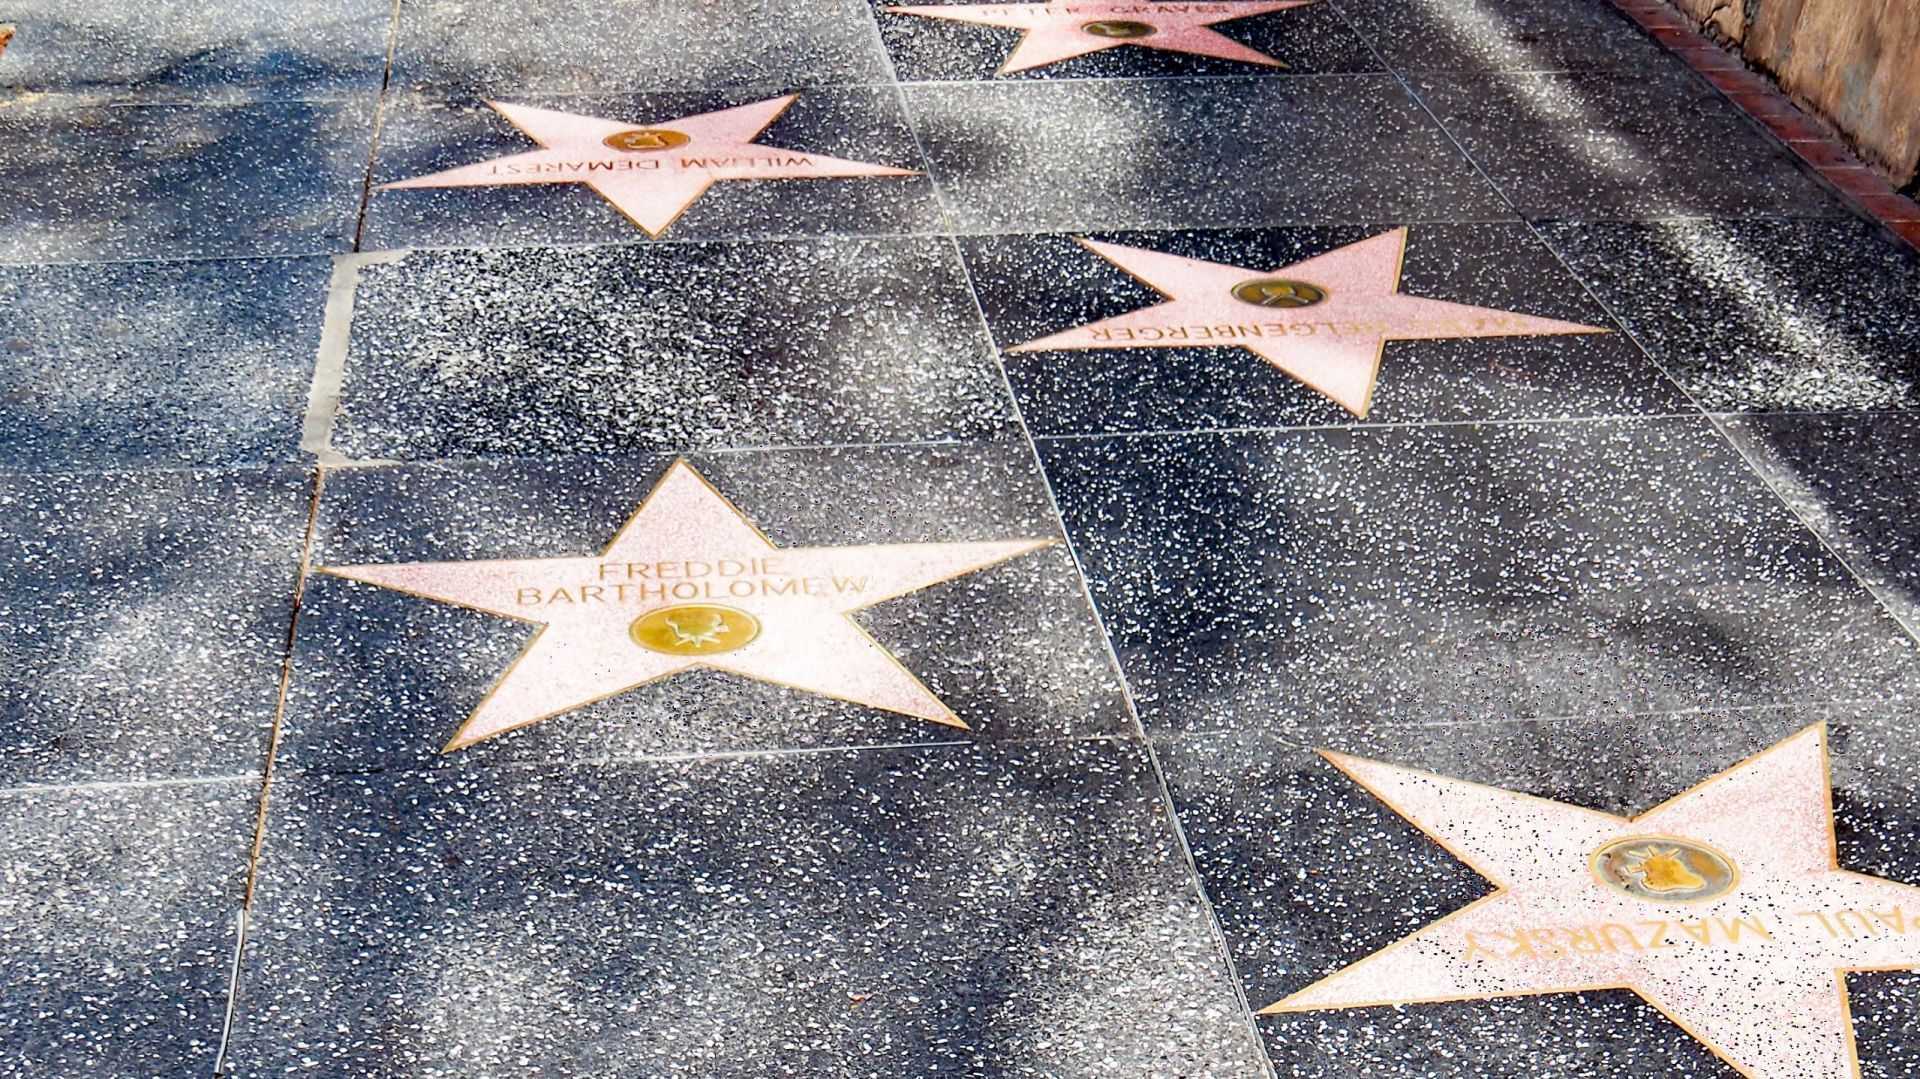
[378,95,918,237]
[1011,230,1608,417]
[322,460,1050,750]
[1272,724,1920,1079]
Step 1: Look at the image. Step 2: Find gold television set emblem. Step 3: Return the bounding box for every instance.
[603,128,692,153]
[1080,19,1157,38]
[630,604,762,656]
[1591,836,1738,903]
[1232,278,1328,309]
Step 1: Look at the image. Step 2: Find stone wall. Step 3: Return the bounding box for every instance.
[1668,0,1920,191]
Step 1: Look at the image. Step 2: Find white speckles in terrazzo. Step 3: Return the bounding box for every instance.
[331,237,1014,460]
[1407,69,1847,220]
[0,778,254,1078]
[0,468,310,786]
[0,257,328,468]
[1040,417,1920,733]
[1333,0,1685,75]
[0,100,374,264]
[0,0,392,102]
[224,741,1269,1077]
[1539,218,1920,412]
[1722,413,1920,631]
[388,0,894,97]
[898,76,1513,234]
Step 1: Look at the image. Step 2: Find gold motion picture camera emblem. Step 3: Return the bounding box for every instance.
[603,128,692,153]
[1232,279,1328,309]
[1080,19,1157,37]
[1591,836,1738,903]
[630,604,762,656]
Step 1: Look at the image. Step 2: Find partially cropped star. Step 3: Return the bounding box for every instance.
[321,460,1049,750]
[379,95,917,236]
[888,1,1311,73]
[1269,725,1920,1079]
[1009,229,1607,416]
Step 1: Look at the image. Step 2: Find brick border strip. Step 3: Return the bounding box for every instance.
[1607,0,1920,251]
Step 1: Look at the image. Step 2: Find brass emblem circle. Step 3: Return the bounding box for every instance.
[629,604,761,656]
[1081,19,1157,37]
[1232,278,1328,308]
[603,128,691,153]
[1591,836,1738,904]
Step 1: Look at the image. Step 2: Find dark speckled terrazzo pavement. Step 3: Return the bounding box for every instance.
[3,0,1919,1076]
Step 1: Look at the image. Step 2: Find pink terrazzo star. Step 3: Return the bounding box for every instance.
[379,95,917,236]
[1270,725,1920,1079]
[1009,229,1607,416]
[321,461,1049,750]
[888,1,1312,72]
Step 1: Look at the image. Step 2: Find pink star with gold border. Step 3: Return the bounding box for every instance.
[381,95,916,236]
[1274,726,1920,1079]
[1009,229,1606,417]
[889,1,1313,72]
[322,461,1049,750]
